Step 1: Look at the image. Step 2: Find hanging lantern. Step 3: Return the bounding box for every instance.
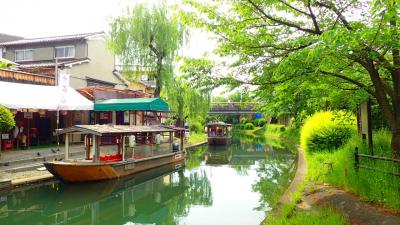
[38,109,46,117]
[12,109,18,116]
[61,111,68,116]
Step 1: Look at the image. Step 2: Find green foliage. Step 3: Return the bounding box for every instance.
[306,130,400,209]
[253,118,266,127]
[190,122,203,133]
[181,0,400,156]
[0,105,15,133]
[244,122,254,130]
[301,111,356,153]
[186,132,207,146]
[165,57,212,125]
[266,207,348,225]
[109,3,185,97]
[240,118,249,124]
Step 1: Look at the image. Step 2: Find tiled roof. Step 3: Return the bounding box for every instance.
[0,33,24,43]
[0,32,104,46]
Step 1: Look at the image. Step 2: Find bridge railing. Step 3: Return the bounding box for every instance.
[209,102,258,112]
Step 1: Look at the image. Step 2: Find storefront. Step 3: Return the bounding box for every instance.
[0,81,93,149]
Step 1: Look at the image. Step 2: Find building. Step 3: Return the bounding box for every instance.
[0,32,128,89]
[115,65,156,95]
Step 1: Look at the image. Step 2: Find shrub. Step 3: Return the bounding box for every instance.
[300,111,355,153]
[0,105,15,133]
[190,122,203,133]
[253,118,267,127]
[245,122,255,130]
[240,118,249,124]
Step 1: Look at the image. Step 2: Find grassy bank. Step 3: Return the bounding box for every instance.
[261,125,348,225]
[186,132,207,146]
[306,130,400,210]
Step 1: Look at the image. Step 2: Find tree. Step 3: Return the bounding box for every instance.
[166,57,212,126]
[182,0,400,158]
[109,3,186,97]
[0,105,15,152]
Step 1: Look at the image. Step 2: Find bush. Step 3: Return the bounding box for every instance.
[244,122,255,130]
[300,111,355,153]
[240,118,249,124]
[253,118,267,127]
[190,122,203,133]
[0,105,15,133]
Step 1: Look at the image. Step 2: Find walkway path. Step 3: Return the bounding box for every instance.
[298,184,400,225]
[0,144,83,163]
[275,146,400,225]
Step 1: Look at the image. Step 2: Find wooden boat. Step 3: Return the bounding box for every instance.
[207,122,232,145]
[44,124,187,183]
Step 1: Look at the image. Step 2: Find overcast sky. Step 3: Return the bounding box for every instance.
[0,0,215,58]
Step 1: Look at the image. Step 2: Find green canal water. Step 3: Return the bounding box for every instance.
[0,133,296,225]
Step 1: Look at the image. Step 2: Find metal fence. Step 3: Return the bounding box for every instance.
[354,147,400,177]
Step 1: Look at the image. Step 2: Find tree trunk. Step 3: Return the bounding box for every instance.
[391,127,400,159]
[154,86,161,98]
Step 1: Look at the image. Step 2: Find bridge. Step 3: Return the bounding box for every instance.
[208,102,259,114]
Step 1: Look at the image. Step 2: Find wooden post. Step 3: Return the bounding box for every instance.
[367,99,373,155]
[180,130,184,152]
[354,147,359,171]
[93,135,99,162]
[65,134,69,160]
[122,135,125,161]
[85,135,91,160]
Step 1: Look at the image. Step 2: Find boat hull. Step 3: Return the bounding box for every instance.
[44,152,185,183]
[208,137,230,145]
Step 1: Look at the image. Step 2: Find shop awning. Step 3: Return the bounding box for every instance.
[94,98,169,112]
[0,81,93,110]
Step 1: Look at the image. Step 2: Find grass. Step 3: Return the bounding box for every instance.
[266,207,349,225]
[186,132,207,146]
[264,180,348,225]
[305,130,400,210]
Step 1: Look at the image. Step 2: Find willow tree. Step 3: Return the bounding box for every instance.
[109,4,186,97]
[166,57,213,126]
[183,0,400,158]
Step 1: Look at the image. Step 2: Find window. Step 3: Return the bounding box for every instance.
[55,46,75,58]
[15,49,33,61]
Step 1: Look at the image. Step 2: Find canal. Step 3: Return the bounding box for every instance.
[0,133,296,225]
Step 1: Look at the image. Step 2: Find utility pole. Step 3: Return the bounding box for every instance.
[55,58,60,149]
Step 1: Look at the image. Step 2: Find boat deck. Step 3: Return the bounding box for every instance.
[64,142,175,163]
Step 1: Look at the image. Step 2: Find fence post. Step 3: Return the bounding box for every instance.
[354,147,359,171]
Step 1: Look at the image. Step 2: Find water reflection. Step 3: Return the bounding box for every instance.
[0,132,295,225]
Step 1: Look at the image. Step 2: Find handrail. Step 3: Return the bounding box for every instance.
[354,147,400,177]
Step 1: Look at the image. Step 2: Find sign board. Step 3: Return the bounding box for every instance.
[1,134,9,139]
[124,111,130,123]
[24,112,33,119]
[58,70,70,87]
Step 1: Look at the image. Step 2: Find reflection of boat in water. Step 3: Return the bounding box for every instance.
[44,125,187,183]
[207,122,232,145]
[0,162,189,225]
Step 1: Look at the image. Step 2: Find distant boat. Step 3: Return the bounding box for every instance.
[207,122,232,145]
[44,124,187,183]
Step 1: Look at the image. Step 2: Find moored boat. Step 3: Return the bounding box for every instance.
[207,122,232,145]
[44,124,187,183]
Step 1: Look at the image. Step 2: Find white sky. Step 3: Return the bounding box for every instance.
[0,0,215,57]
[0,0,227,95]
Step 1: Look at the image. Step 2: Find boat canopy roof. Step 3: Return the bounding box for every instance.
[55,125,177,136]
[94,98,169,112]
[207,122,232,127]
